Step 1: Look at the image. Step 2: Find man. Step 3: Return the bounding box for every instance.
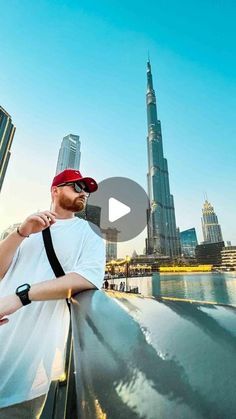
[0,169,105,418]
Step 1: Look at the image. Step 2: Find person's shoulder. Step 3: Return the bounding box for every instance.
[74,218,103,240]
[87,224,104,245]
[73,217,88,228]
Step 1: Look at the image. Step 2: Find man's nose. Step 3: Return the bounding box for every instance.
[79,189,89,199]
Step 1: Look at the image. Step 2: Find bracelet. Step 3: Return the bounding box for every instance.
[16,227,29,238]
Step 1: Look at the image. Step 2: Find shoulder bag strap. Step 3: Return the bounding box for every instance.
[42,227,70,311]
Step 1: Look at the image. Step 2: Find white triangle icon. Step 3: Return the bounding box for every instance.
[109,198,131,222]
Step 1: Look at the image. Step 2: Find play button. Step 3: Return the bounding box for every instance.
[87,177,150,242]
[109,198,131,222]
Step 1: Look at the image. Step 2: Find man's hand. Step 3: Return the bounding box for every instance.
[19,211,57,237]
[0,295,23,326]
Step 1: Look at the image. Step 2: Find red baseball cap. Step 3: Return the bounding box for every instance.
[51,169,98,193]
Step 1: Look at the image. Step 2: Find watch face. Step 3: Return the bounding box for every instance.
[17,284,29,293]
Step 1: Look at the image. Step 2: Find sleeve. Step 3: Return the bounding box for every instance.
[70,228,106,289]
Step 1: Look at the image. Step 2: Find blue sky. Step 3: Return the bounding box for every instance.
[0,0,235,255]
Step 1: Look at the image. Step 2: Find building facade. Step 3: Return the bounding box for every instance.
[195,241,224,266]
[201,200,223,243]
[0,106,16,193]
[221,246,236,270]
[180,228,198,257]
[56,134,81,174]
[76,204,101,228]
[145,61,179,258]
[101,228,119,261]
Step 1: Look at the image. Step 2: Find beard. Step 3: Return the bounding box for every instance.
[58,194,86,212]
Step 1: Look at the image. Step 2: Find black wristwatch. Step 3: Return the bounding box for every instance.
[16,283,31,306]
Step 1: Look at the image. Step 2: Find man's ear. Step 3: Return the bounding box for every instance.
[51,186,58,195]
[50,187,58,202]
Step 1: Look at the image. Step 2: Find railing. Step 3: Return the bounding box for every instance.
[42,286,236,419]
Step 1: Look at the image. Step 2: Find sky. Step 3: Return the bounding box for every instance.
[0,0,235,257]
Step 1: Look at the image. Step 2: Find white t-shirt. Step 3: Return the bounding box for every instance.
[0,217,105,408]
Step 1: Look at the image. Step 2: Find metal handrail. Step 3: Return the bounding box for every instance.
[69,289,236,419]
[41,287,236,418]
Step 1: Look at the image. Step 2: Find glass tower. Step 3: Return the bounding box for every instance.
[180,228,198,257]
[145,61,179,258]
[0,106,16,193]
[56,134,81,174]
[201,200,223,243]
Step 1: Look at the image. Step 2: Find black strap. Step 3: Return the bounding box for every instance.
[42,227,65,277]
[42,227,70,311]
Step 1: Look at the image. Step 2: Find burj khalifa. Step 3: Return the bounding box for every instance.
[145,60,180,258]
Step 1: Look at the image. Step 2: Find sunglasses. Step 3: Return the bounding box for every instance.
[57,182,90,197]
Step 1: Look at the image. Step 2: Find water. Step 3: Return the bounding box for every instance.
[111,272,236,306]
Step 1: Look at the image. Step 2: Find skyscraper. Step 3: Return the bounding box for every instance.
[56,134,81,174]
[76,204,101,228]
[145,61,179,258]
[180,228,198,257]
[201,200,223,243]
[0,106,16,193]
[101,228,119,261]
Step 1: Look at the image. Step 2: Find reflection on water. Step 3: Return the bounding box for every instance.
[159,273,236,305]
[111,273,236,306]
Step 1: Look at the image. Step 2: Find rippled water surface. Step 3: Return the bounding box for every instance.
[112,273,236,306]
[159,272,236,305]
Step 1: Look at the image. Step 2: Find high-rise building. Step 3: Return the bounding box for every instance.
[56,134,81,174]
[201,200,223,243]
[0,106,16,193]
[180,228,198,257]
[101,228,119,261]
[176,227,182,257]
[76,204,101,228]
[145,61,179,258]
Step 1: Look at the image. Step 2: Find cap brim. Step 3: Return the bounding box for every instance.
[79,177,98,193]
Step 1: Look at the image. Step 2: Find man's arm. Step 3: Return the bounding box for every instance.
[29,272,96,301]
[0,272,96,325]
[0,231,25,279]
[0,210,57,280]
